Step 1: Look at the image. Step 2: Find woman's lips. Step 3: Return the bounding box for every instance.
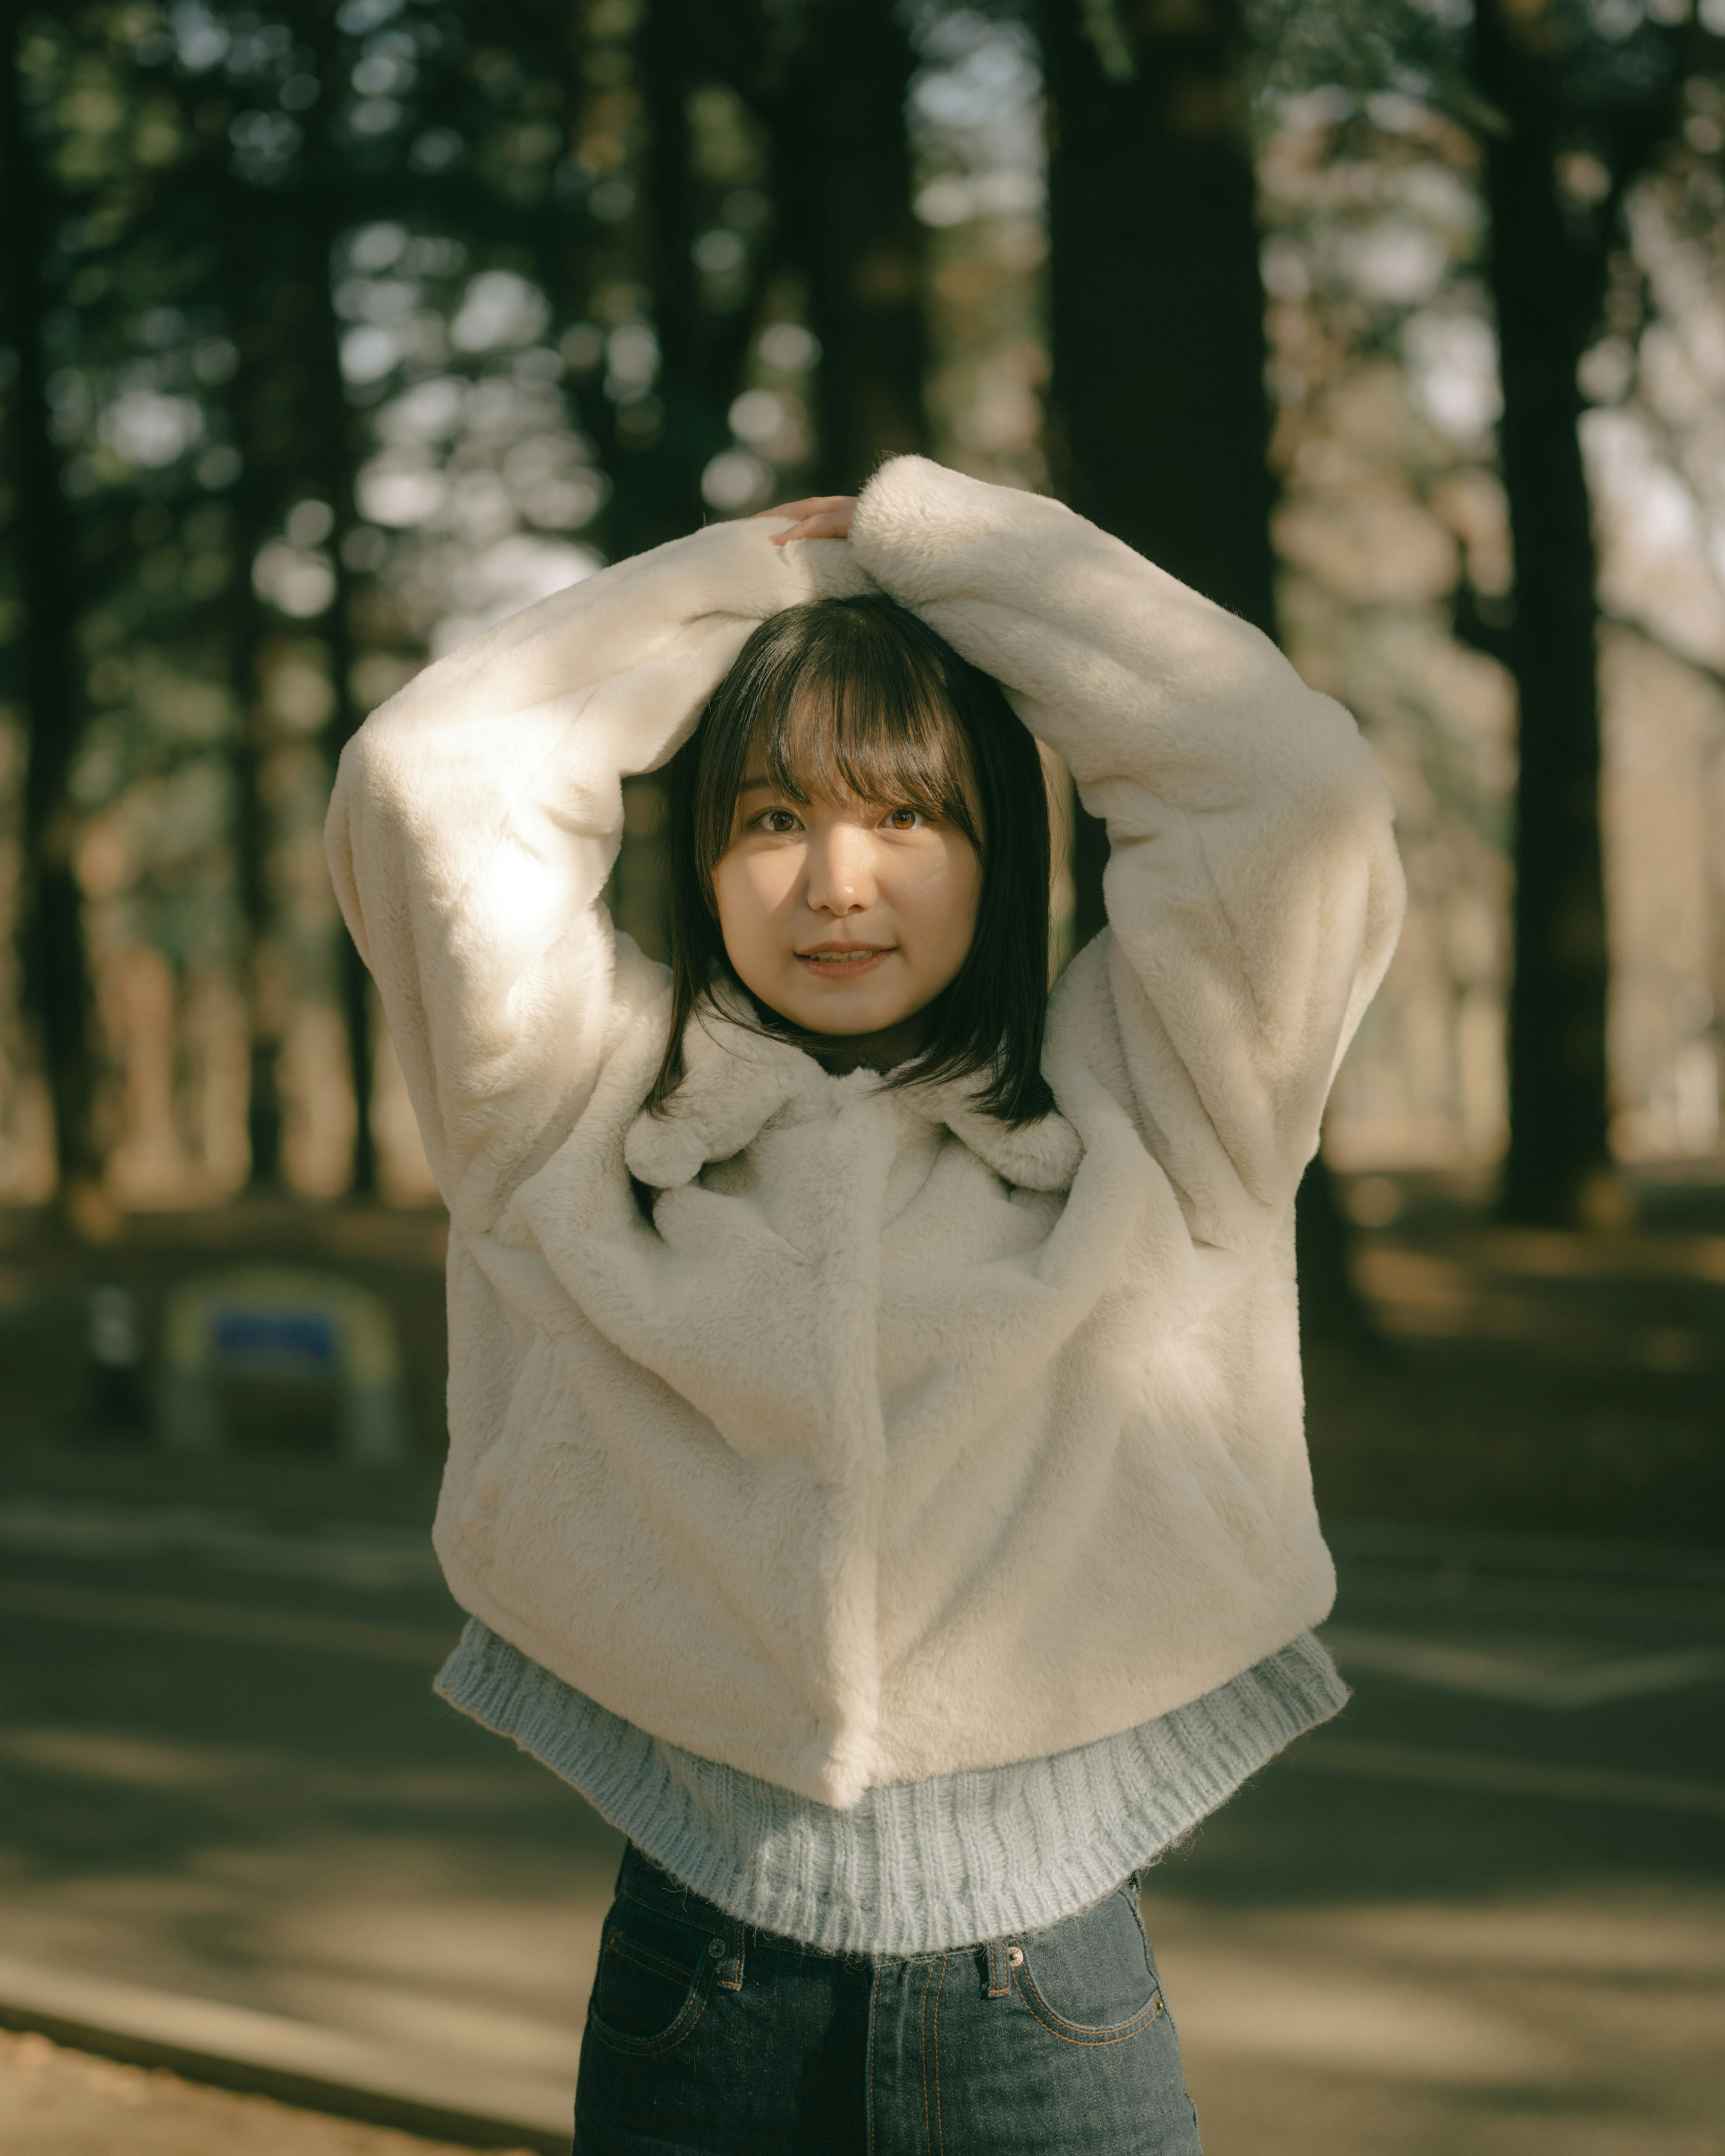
[795,947,892,978]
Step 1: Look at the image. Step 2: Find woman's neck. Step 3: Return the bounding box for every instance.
[811,1014,929,1078]
[744,990,930,1078]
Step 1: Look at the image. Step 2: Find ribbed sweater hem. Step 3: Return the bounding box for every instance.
[436,1623,1346,1955]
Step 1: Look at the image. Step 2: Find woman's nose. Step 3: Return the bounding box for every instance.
[805,825,877,914]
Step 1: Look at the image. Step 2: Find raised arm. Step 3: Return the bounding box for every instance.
[326,517,867,1229]
[848,457,1405,1248]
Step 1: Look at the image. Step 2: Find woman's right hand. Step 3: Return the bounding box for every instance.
[756,495,857,545]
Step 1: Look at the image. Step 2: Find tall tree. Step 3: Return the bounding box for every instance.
[1042,0,1376,1348]
[1469,0,1682,1224]
[1044,3,1276,641]
[295,0,378,1197]
[219,187,338,1193]
[769,0,929,490]
[632,0,775,541]
[1247,0,1702,1223]
[0,21,101,1216]
[224,249,289,1192]
[1043,0,1279,951]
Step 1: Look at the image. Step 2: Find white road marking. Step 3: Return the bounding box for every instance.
[1292,1735,1725,1817]
[0,1497,439,1589]
[1322,1625,1725,1707]
[0,1579,457,1663]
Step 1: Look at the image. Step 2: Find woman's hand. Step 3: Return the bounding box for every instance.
[756,495,857,545]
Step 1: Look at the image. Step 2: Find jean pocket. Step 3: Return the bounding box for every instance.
[585,1892,718,2056]
[1013,1886,1167,2045]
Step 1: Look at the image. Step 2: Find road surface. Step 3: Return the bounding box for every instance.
[1,1440,1721,2156]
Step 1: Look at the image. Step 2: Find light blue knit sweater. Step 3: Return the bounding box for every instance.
[437,1621,1345,1955]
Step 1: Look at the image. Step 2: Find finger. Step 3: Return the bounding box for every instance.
[755,495,854,522]
[761,497,858,547]
[765,512,851,546]
[777,512,850,537]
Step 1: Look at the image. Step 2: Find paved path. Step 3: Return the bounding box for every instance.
[1,1443,1721,2153]
[0,2025,536,2156]
[1159,1531,1725,2156]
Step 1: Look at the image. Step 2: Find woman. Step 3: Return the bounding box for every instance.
[327,458,1405,2152]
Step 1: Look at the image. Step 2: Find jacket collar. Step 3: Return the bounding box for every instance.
[623,990,1082,1193]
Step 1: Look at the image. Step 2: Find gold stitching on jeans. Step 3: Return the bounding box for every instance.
[586,1976,712,2056]
[866,1962,880,2156]
[614,1885,714,1945]
[586,1936,715,2056]
[1011,1963,1167,2047]
[920,1958,935,2150]
[604,1931,698,1990]
[718,1915,743,1992]
[932,1954,947,2154]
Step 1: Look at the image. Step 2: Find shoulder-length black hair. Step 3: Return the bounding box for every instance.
[646,591,1054,1125]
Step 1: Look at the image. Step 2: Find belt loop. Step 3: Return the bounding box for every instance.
[985,1936,1011,1998]
[718,1912,745,1992]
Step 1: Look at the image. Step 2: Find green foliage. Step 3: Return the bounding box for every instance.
[1244,0,1495,133]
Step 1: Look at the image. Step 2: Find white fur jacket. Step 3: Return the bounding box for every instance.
[327,455,1405,1808]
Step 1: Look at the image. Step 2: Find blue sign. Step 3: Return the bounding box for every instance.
[211,1309,336,1373]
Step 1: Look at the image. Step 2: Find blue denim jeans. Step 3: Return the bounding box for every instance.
[573,1845,1203,2153]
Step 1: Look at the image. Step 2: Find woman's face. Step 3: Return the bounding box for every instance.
[712,755,981,1042]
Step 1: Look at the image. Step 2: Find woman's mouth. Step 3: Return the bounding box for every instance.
[796,946,892,978]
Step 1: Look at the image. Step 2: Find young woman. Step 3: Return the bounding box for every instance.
[327,458,1404,2153]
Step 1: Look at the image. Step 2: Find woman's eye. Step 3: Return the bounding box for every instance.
[882,807,927,831]
[755,808,801,834]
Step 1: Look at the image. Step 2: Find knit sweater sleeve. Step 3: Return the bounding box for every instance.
[848,456,1406,1248]
[324,518,869,1229]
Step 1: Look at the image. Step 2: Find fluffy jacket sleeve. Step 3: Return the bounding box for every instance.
[849,457,1406,1249]
[324,517,867,1229]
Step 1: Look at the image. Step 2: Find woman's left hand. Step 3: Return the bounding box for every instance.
[756,495,857,545]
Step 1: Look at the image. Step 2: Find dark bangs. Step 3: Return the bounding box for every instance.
[685,596,985,904]
[647,592,1054,1126]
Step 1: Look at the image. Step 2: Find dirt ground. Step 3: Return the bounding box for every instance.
[0,2028,538,2156]
[1305,1188,1725,1545]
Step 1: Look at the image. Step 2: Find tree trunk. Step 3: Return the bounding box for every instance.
[1043,6,1276,632]
[220,182,288,1192]
[626,0,775,547]
[1042,1,1376,1348]
[1473,0,1613,1227]
[294,2,375,1198]
[635,0,727,541]
[233,631,285,1191]
[1044,0,1278,946]
[769,0,929,491]
[0,26,101,1213]
[303,213,377,1199]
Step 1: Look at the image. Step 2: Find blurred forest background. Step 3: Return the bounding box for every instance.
[3,0,1724,1538]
